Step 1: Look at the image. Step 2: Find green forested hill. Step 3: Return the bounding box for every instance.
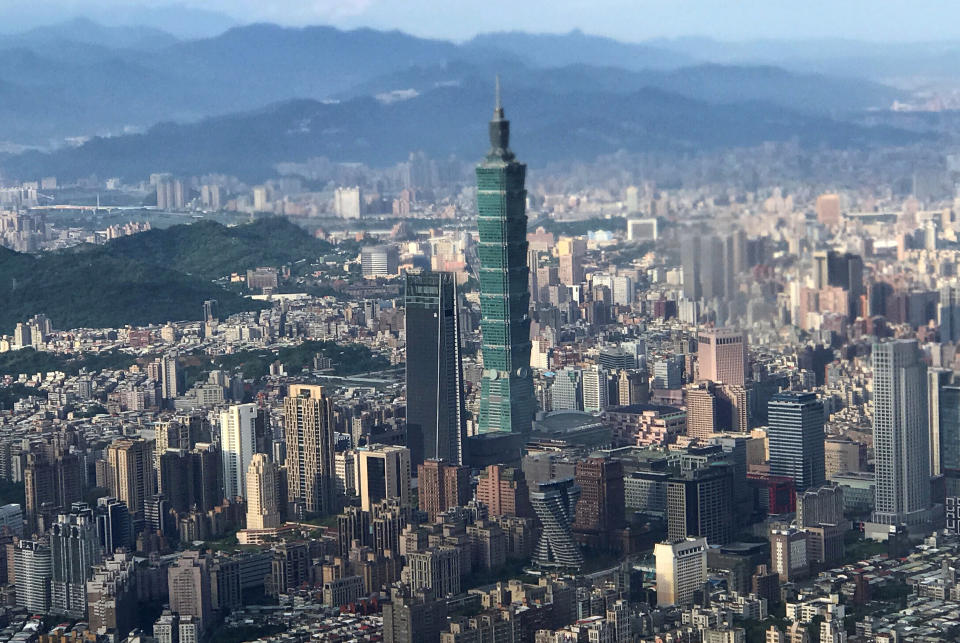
[106,217,332,280]
[0,243,264,332]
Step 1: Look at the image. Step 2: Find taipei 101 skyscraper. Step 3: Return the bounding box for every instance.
[476,79,535,436]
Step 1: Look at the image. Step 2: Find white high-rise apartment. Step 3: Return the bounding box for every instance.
[582,365,609,413]
[220,403,257,500]
[654,537,707,606]
[868,340,931,538]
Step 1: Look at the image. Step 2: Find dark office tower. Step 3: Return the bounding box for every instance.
[681,236,701,300]
[192,443,223,513]
[939,283,960,343]
[405,271,466,466]
[940,385,960,495]
[815,251,865,320]
[202,299,218,323]
[158,450,193,515]
[255,408,272,457]
[476,81,535,435]
[95,497,133,555]
[572,457,625,534]
[767,392,825,492]
[929,369,952,479]
[700,236,725,300]
[50,506,101,617]
[530,478,583,571]
[667,463,734,545]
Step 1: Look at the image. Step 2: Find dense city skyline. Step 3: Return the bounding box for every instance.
[2,3,960,643]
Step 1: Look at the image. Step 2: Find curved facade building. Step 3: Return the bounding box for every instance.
[530,477,583,570]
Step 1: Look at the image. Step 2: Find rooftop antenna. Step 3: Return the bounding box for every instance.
[494,74,503,118]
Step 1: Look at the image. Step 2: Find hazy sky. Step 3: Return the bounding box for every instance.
[6,0,960,42]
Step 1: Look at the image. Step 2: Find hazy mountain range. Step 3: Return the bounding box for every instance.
[0,19,941,179]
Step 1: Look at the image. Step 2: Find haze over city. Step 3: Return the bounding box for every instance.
[1,2,960,643]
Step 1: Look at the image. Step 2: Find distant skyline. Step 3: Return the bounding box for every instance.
[4,0,960,42]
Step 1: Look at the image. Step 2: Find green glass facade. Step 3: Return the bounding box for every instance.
[477,90,535,434]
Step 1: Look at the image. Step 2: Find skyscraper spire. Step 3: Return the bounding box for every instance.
[488,76,513,161]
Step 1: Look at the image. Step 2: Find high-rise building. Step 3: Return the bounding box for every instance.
[824,438,867,480]
[202,299,219,323]
[24,446,84,535]
[939,384,960,495]
[813,250,864,321]
[869,340,931,534]
[246,454,281,530]
[14,539,52,612]
[360,245,399,278]
[476,83,535,436]
[50,506,102,617]
[405,547,461,597]
[767,392,826,491]
[653,356,684,390]
[530,478,582,570]
[417,460,470,523]
[0,503,23,537]
[940,283,960,343]
[654,537,707,607]
[551,367,584,411]
[168,551,212,633]
[697,328,746,386]
[404,271,466,466]
[816,193,841,227]
[192,443,223,513]
[86,553,137,638]
[667,463,734,545]
[769,527,809,582]
[476,464,532,518]
[160,356,183,402]
[582,365,609,413]
[572,456,625,534]
[383,585,447,643]
[95,497,133,555]
[156,178,185,211]
[283,385,336,516]
[682,236,702,301]
[355,445,411,512]
[220,403,257,500]
[627,218,658,241]
[617,370,648,406]
[334,186,362,219]
[106,438,153,518]
[796,485,845,528]
[686,382,719,439]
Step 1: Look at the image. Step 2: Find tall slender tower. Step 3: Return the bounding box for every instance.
[405,271,466,465]
[283,385,336,516]
[476,78,534,435]
[869,339,931,535]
